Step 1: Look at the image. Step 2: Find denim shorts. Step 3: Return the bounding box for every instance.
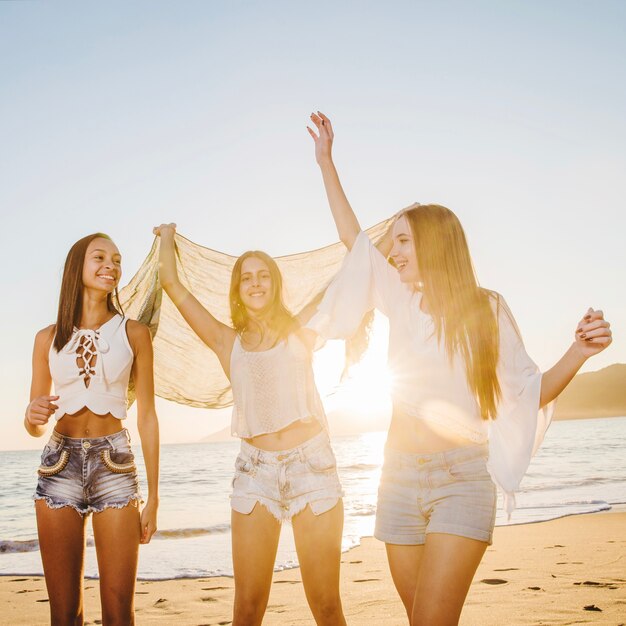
[375,443,497,545]
[33,429,142,516]
[231,430,343,521]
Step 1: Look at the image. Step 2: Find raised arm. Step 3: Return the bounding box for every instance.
[539,308,612,407]
[308,112,361,250]
[153,224,235,372]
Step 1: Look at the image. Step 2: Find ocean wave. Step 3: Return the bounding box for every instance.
[341,463,379,471]
[0,539,40,554]
[522,476,626,491]
[0,524,232,554]
[153,524,231,540]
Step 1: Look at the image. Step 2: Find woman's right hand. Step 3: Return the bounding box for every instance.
[26,395,59,426]
[153,223,177,238]
[307,111,334,165]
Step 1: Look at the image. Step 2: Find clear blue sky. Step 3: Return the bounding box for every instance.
[2,1,624,450]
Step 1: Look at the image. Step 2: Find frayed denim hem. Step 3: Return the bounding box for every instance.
[33,493,143,516]
[231,494,342,523]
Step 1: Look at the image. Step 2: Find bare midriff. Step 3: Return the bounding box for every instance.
[54,407,124,438]
[244,417,323,451]
[387,407,476,454]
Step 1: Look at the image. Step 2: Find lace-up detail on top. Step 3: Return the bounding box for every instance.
[49,315,133,420]
[63,328,110,388]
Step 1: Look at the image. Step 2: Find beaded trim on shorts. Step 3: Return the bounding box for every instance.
[37,449,71,477]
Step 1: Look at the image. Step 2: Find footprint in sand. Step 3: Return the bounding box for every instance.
[493,568,518,572]
[480,579,508,585]
[584,604,602,612]
[354,578,380,583]
[135,591,149,595]
[527,586,542,591]
[275,580,300,585]
[350,560,363,564]
[10,578,28,582]
[201,596,217,603]
[201,586,230,591]
[36,598,49,603]
[574,581,619,589]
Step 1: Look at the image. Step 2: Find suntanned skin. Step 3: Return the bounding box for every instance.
[308,110,612,625]
[26,237,159,626]
[154,224,346,626]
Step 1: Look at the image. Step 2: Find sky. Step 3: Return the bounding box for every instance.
[1,0,624,450]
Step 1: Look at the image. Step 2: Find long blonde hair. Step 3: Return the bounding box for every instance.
[229,251,298,343]
[403,205,501,420]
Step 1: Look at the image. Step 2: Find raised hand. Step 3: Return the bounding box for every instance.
[26,395,59,426]
[153,223,177,237]
[307,111,334,165]
[574,308,612,359]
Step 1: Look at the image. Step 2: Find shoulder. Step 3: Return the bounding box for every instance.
[291,327,316,353]
[125,319,151,341]
[34,325,56,350]
[124,319,152,354]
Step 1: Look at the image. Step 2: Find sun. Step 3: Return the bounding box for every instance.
[313,313,393,430]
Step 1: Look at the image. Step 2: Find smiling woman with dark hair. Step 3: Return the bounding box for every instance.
[25,233,160,626]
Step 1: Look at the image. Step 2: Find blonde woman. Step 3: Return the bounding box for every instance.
[307,112,612,625]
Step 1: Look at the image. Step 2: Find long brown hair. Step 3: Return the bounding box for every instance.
[403,205,501,420]
[53,233,122,352]
[229,251,298,343]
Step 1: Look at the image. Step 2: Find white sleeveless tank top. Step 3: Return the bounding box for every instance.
[48,314,134,420]
[229,332,328,438]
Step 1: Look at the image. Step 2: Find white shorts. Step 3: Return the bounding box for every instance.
[231,430,343,521]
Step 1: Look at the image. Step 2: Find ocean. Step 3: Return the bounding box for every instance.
[1,417,625,580]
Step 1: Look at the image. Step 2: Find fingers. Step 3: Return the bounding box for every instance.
[306,126,319,141]
[153,223,177,236]
[140,520,157,544]
[317,110,334,139]
[27,395,59,424]
[310,112,332,138]
[581,308,604,323]
[575,312,612,347]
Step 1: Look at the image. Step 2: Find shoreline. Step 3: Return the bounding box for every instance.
[2,509,625,624]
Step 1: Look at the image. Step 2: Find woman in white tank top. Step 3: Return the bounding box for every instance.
[307,112,613,625]
[25,233,160,626]
[154,224,346,626]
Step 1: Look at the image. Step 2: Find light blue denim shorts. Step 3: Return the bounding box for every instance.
[231,430,343,521]
[33,429,142,516]
[375,443,497,545]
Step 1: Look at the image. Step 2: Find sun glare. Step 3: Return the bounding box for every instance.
[313,314,393,433]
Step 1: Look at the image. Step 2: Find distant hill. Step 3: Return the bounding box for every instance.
[200,364,626,441]
[553,363,626,420]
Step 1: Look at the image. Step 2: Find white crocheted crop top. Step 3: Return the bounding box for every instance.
[48,314,133,420]
[230,332,328,438]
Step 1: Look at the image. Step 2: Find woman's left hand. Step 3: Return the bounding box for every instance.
[574,308,612,359]
[307,111,334,165]
[140,498,158,544]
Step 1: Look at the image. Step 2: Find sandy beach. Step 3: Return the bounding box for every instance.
[2,509,624,625]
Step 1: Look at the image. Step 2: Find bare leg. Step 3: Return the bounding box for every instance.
[231,503,281,626]
[36,500,87,626]
[411,533,487,626]
[92,502,141,626]
[385,543,424,621]
[292,501,346,626]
